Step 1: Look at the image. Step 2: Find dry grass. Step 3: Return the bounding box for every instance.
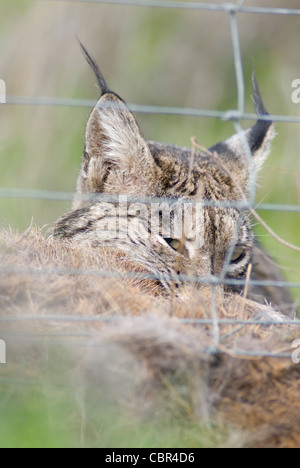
[0,228,299,448]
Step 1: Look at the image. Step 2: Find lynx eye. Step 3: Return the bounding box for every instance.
[230,246,246,264]
[164,238,181,252]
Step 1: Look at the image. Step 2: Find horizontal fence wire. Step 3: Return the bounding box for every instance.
[0,188,299,212]
[45,0,300,17]
[0,265,300,290]
[1,0,300,365]
[5,96,300,124]
[1,315,300,326]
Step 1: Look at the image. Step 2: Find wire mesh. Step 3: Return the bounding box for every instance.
[0,0,300,363]
[5,96,300,124]
[44,0,300,17]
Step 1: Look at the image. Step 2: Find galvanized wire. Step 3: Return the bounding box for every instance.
[5,96,300,124]
[0,188,299,212]
[0,265,299,289]
[44,0,300,17]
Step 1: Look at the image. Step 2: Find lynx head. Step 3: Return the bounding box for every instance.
[55,44,275,295]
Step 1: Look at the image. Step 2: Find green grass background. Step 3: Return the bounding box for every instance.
[0,383,227,448]
[0,0,299,448]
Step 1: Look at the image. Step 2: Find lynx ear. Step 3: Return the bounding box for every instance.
[75,44,156,201]
[210,74,275,188]
[79,93,155,194]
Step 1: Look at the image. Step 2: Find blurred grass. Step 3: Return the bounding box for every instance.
[0,383,74,448]
[0,343,228,448]
[0,0,300,448]
[0,383,227,448]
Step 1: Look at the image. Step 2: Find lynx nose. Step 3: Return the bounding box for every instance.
[196,275,224,298]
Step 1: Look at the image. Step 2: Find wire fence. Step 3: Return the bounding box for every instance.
[1,0,300,364]
[6,95,300,124]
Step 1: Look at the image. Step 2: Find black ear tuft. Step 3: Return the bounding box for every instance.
[252,72,268,116]
[209,73,275,181]
[249,72,273,155]
[77,39,111,96]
